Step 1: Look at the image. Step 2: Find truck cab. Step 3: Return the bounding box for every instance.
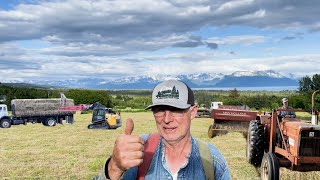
[0,104,9,118]
[210,102,223,112]
[0,104,11,128]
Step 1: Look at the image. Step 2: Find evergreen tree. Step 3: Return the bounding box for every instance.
[229,88,240,98]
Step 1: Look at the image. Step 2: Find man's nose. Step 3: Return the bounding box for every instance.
[163,110,173,123]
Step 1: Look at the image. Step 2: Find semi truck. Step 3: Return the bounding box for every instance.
[0,98,74,128]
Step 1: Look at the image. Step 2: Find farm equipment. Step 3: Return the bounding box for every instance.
[87,102,121,129]
[247,90,320,180]
[0,97,74,128]
[196,104,210,118]
[207,101,260,138]
[59,102,121,129]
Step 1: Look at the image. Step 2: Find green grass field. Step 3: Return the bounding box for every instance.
[1,112,320,179]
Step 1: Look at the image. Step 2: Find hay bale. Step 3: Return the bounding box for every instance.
[11,98,74,117]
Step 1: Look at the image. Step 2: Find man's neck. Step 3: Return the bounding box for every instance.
[164,135,191,152]
[163,135,192,174]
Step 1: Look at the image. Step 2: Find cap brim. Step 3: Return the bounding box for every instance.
[145,102,191,110]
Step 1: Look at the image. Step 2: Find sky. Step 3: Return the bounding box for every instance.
[0,0,319,82]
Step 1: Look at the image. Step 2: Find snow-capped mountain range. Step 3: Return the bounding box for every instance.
[3,70,299,89]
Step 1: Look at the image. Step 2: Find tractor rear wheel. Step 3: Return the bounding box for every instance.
[261,152,279,180]
[247,119,264,167]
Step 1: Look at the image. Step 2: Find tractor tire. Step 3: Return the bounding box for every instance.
[261,152,279,180]
[208,124,215,138]
[0,119,11,128]
[45,117,57,127]
[246,119,264,167]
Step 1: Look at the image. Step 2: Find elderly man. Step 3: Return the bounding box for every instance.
[97,79,230,180]
[278,98,296,118]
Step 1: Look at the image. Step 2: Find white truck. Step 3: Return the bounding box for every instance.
[209,101,223,112]
[0,98,74,128]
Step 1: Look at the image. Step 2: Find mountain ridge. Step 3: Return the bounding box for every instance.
[1,70,299,90]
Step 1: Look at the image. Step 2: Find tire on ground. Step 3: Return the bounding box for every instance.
[45,117,57,127]
[0,119,11,128]
[261,152,279,180]
[246,119,264,167]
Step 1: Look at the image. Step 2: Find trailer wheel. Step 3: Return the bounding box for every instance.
[261,152,279,180]
[208,124,215,138]
[0,119,11,128]
[247,119,264,167]
[45,117,57,127]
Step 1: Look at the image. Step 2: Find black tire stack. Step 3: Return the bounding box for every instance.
[246,119,265,167]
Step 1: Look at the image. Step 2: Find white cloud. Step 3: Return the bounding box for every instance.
[234,9,266,20]
[0,0,320,83]
[216,0,255,13]
[207,35,266,45]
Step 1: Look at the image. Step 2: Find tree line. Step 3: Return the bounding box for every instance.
[194,74,320,112]
[0,73,319,112]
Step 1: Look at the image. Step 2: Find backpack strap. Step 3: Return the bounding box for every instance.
[136,133,161,180]
[195,138,214,180]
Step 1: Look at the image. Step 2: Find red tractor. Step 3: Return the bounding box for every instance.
[246,90,320,179]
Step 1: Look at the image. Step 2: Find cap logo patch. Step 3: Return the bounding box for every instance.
[156,86,179,99]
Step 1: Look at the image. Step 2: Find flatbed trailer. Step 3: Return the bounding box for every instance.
[0,98,74,128]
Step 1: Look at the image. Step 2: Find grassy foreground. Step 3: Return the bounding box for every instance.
[1,112,320,179]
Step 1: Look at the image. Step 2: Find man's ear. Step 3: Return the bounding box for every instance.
[190,105,198,119]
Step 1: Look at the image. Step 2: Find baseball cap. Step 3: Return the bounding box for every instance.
[282,98,288,103]
[145,79,195,110]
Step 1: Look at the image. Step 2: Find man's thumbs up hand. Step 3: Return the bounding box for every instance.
[125,118,134,135]
[108,118,145,179]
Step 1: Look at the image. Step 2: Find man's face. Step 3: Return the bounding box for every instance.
[283,101,288,108]
[152,105,198,143]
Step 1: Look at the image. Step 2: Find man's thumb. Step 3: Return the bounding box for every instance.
[124,118,134,135]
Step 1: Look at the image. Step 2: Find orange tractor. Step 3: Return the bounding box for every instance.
[247,90,320,179]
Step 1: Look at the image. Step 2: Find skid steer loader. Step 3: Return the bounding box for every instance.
[87,102,121,129]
